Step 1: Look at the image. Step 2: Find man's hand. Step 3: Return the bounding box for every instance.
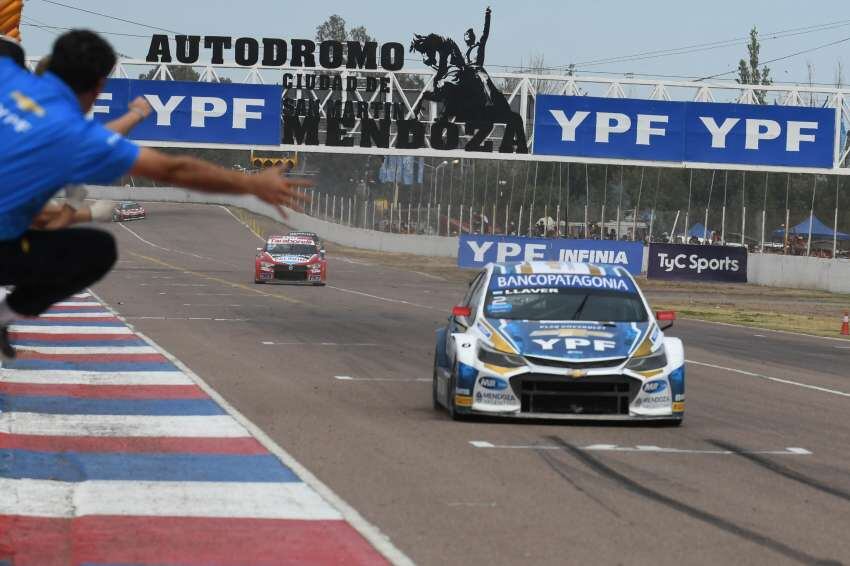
[128,96,153,119]
[246,167,311,218]
[130,148,311,220]
[88,200,116,222]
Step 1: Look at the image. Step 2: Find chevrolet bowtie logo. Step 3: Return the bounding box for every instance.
[11,91,45,117]
[570,369,587,379]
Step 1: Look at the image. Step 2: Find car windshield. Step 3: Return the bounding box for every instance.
[121,203,139,209]
[485,288,647,322]
[266,243,317,255]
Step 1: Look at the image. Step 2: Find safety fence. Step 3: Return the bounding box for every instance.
[297,161,850,260]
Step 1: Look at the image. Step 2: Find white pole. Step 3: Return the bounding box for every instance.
[371,200,376,230]
[721,171,728,243]
[670,210,680,241]
[407,202,412,234]
[528,206,534,237]
[584,164,590,239]
[684,170,693,242]
[517,204,524,236]
[436,204,441,235]
[492,202,496,235]
[833,176,840,259]
[426,203,431,234]
[504,204,509,235]
[740,172,746,247]
[807,175,817,256]
[459,205,464,235]
[760,174,768,252]
[447,204,452,236]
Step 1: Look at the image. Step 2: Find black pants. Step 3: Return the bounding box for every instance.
[0,228,117,317]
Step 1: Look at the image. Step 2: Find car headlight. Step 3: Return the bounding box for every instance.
[260,262,275,270]
[478,344,525,368]
[625,347,667,372]
[309,263,322,271]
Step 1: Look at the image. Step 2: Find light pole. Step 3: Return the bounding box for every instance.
[426,160,449,205]
[447,159,460,205]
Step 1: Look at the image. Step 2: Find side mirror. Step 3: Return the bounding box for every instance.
[452,305,472,318]
[656,310,676,331]
[320,249,326,258]
[256,247,263,252]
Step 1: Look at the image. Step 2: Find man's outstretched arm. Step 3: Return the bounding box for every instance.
[129,147,309,213]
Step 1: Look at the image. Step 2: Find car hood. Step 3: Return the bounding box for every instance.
[480,318,650,361]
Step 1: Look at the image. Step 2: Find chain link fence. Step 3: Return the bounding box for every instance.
[298,159,850,259]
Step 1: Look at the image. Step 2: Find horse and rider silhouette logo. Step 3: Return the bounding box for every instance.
[410,7,528,153]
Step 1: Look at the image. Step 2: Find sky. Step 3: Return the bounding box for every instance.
[17,0,850,86]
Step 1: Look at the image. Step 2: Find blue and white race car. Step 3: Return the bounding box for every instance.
[433,262,684,423]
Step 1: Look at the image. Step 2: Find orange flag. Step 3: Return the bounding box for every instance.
[1,0,23,40]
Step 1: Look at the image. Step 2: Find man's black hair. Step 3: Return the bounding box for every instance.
[0,36,25,68]
[47,30,116,93]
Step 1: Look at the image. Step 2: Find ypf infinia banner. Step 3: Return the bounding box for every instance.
[93,79,283,145]
[458,235,644,275]
[534,95,837,169]
[647,243,747,282]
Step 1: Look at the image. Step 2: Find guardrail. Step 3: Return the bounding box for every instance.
[86,186,458,257]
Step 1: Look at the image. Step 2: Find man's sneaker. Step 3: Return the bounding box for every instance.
[0,324,16,359]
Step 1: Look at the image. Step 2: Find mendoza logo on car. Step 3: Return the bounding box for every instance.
[643,380,667,394]
[479,377,508,390]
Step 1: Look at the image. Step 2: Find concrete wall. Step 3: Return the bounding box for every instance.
[91,186,850,293]
[87,186,458,257]
[748,254,850,294]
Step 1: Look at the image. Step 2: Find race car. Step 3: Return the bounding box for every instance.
[111,201,146,222]
[254,235,327,285]
[433,261,684,423]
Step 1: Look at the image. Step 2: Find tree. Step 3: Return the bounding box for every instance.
[316,14,347,43]
[139,65,232,83]
[736,27,772,104]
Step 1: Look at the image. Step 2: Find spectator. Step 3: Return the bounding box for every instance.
[0,30,307,358]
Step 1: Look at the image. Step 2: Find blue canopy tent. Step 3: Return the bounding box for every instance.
[772,214,850,241]
[687,223,714,238]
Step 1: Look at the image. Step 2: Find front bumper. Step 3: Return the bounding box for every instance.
[256,264,324,284]
[454,363,685,420]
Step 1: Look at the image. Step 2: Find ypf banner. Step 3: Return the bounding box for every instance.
[458,235,644,274]
[647,243,747,282]
[534,95,837,169]
[92,79,283,145]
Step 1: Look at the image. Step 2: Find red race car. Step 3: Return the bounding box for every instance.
[111,201,146,222]
[254,235,327,285]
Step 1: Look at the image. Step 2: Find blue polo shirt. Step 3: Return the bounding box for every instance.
[0,57,140,240]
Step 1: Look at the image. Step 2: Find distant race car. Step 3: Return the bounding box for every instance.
[254,235,327,285]
[111,201,146,222]
[433,261,684,424]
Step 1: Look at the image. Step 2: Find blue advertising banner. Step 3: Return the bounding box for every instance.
[458,235,644,274]
[647,243,747,282]
[92,79,283,145]
[534,94,836,169]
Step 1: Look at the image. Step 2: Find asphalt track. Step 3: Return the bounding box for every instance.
[94,203,850,566]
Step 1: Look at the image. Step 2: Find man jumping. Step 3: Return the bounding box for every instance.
[0,30,307,358]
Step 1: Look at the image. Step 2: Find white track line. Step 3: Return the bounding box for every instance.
[334,375,430,382]
[118,223,238,267]
[0,369,192,386]
[0,479,341,520]
[90,290,415,566]
[469,441,812,455]
[0,413,249,437]
[9,325,133,334]
[687,359,850,398]
[38,312,114,318]
[13,345,158,355]
[682,317,850,344]
[327,285,441,311]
